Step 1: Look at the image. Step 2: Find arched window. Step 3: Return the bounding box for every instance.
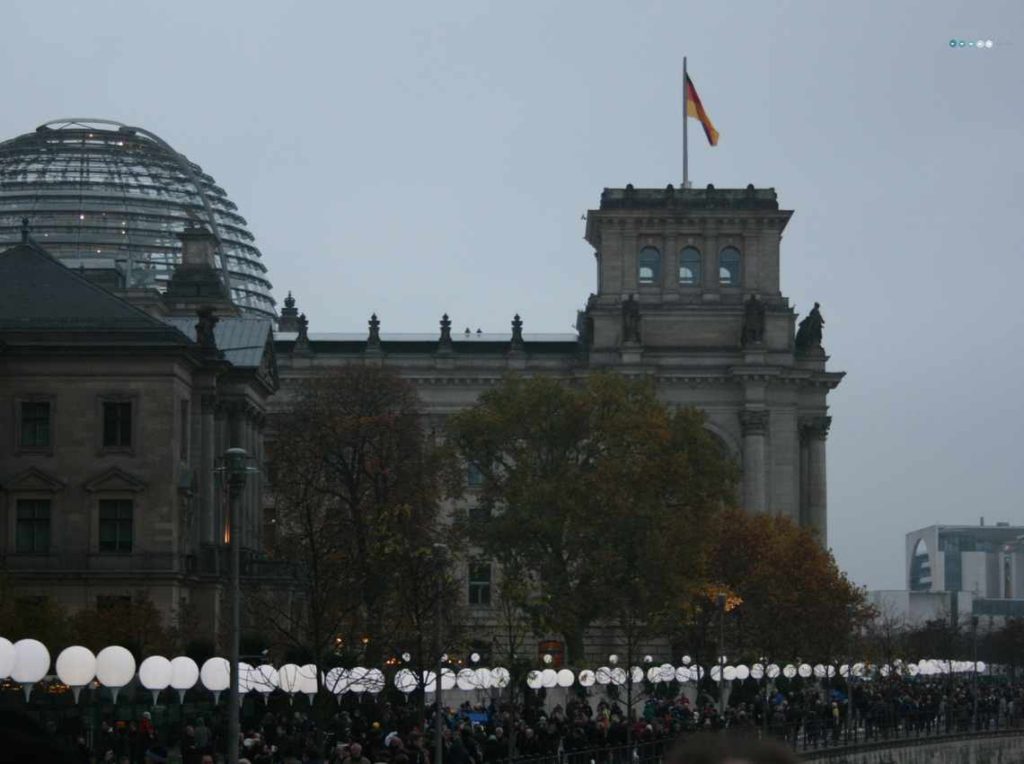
[637,246,661,285]
[679,246,702,286]
[910,538,932,591]
[718,246,741,287]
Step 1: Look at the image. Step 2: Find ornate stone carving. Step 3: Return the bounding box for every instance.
[195,307,220,356]
[293,313,311,355]
[367,313,381,349]
[622,294,641,344]
[438,313,453,351]
[739,409,770,436]
[510,313,524,352]
[799,415,832,441]
[795,302,825,353]
[741,294,766,347]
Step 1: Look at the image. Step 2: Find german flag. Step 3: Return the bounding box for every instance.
[685,73,719,146]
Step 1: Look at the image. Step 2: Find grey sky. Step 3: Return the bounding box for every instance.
[3,0,1021,590]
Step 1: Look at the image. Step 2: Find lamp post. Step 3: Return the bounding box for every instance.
[971,615,979,731]
[717,593,727,720]
[224,447,249,764]
[433,543,449,764]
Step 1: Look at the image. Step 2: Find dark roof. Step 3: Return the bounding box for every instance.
[0,242,189,343]
[598,185,782,211]
[164,316,272,368]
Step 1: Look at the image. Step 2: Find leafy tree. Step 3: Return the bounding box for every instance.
[446,373,737,663]
[694,508,871,664]
[258,365,460,668]
[68,593,175,657]
[0,575,68,647]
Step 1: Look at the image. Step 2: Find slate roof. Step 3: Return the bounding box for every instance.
[164,316,272,368]
[0,242,189,344]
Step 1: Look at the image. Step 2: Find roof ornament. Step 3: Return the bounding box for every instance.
[438,313,453,351]
[195,307,221,357]
[367,313,381,349]
[277,290,300,332]
[284,291,295,309]
[20,217,30,243]
[510,314,525,352]
[293,313,312,356]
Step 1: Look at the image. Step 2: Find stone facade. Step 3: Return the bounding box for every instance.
[270,185,844,657]
[0,229,282,645]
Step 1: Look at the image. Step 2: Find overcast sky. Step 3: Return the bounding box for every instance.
[3,0,1021,590]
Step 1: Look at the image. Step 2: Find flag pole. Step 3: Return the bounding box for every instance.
[683,56,689,188]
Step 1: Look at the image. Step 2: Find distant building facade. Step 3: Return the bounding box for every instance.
[272,184,845,657]
[0,225,281,644]
[870,522,1024,627]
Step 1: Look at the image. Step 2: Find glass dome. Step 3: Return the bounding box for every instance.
[0,119,274,317]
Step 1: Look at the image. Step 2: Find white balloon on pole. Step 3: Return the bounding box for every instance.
[750,664,764,680]
[253,664,279,702]
[629,666,644,684]
[735,665,750,681]
[457,668,477,691]
[659,663,675,683]
[440,668,456,691]
[556,668,574,688]
[526,670,542,690]
[170,657,199,703]
[541,668,558,689]
[201,657,231,703]
[723,666,737,681]
[490,667,510,689]
[278,664,302,697]
[0,637,17,679]
[395,668,418,694]
[422,670,437,692]
[578,669,596,687]
[365,668,385,695]
[299,664,319,703]
[138,656,173,705]
[798,664,812,678]
[610,667,626,686]
[813,664,826,679]
[237,662,255,693]
[348,666,368,695]
[12,639,51,700]
[56,646,96,703]
[474,667,493,690]
[783,665,797,679]
[96,646,136,703]
[595,667,612,685]
[767,664,780,679]
[646,666,660,683]
[325,667,349,696]
[709,665,722,682]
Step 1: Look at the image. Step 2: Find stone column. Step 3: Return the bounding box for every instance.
[200,394,217,545]
[799,416,831,543]
[739,409,769,512]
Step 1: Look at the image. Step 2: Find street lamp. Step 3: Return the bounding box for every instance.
[432,543,449,764]
[716,593,727,719]
[224,447,249,764]
[971,615,979,731]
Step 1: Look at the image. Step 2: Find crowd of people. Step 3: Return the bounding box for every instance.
[11,673,1024,763]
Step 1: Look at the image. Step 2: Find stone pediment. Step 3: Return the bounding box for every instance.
[83,466,147,493]
[3,466,66,493]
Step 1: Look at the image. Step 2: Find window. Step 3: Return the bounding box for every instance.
[16,499,50,553]
[179,399,190,462]
[718,247,741,287]
[467,462,484,487]
[99,499,133,552]
[679,247,702,286]
[19,401,52,448]
[468,562,492,606]
[102,401,132,448]
[638,246,661,285]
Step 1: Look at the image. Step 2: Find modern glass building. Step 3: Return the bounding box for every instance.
[0,119,274,317]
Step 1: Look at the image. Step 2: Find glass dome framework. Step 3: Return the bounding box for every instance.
[0,119,274,317]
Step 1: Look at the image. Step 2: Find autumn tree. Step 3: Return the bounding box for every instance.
[257,365,460,668]
[694,508,871,665]
[446,373,737,663]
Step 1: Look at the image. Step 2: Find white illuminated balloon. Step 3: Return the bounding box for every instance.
[395,668,418,694]
[299,664,319,703]
[556,668,574,688]
[723,666,737,682]
[629,666,644,684]
[751,664,765,680]
[96,646,136,702]
[12,638,51,701]
[659,663,675,683]
[490,667,510,689]
[681,655,692,666]
[578,669,596,687]
[798,663,812,679]
[710,665,722,682]
[253,664,279,702]
[541,668,558,689]
[457,668,477,691]
[646,666,660,683]
[138,656,173,705]
[366,668,385,695]
[325,667,350,696]
[474,667,493,689]
[0,638,16,679]
[526,670,542,690]
[422,670,437,691]
[440,668,456,691]
[278,663,301,696]
[56,646,96,703]
[783,665,797,679]
[170,657,199,703]
[348,666,368,694]
[610,667,626,686]
[767,664,780,679]
[236,662,255,693]
[201,657,231,703]
[813,664,826,679]
[595,666,612,685]
[735,665,750,681]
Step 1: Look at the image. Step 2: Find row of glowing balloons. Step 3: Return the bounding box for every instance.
[0,638,987,706]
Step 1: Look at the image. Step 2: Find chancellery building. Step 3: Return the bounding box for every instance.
[0,120,843,654]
